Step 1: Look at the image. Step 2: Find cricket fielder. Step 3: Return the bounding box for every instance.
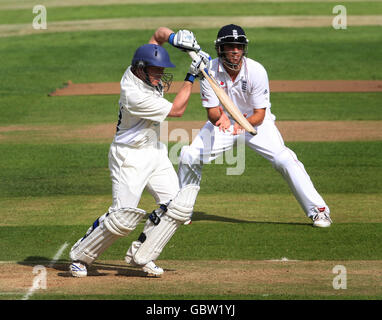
[69,27,208,277]
[178,24,332,227]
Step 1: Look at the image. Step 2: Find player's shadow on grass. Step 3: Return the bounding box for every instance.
[17,257,169,278]
[18,256,55,266]
[92,261,176,278]
[192,211,310,226]
[18,256,74,274]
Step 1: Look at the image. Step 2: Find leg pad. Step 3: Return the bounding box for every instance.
[133,185,200,265]
[70,207,146,265]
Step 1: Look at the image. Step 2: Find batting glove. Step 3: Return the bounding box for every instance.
[185,50,211,83]
[169,30,200,52]
[197,50,212,79]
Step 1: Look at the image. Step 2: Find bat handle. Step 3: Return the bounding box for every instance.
[188,50,207,71]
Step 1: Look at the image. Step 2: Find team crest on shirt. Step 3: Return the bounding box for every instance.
[241,80,247,92]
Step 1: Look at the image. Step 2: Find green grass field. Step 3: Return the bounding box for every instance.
[1,1,381,25]
[0,1,381,302]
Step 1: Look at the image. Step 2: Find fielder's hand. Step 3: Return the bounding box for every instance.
[169,30,200,52]
[215,107,231,133]
[232,113,248,135]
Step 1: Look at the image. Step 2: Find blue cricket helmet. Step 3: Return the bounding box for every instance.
[131,44,175,68]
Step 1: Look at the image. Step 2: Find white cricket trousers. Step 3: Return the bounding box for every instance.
[178,119,329,218]
[108,141,179,211]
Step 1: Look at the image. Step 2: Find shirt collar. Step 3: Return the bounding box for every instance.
[217,57,246,83]
[127,66,160,93]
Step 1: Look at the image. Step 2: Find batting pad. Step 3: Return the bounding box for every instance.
[70,207,146,265]
[133,185,200,265]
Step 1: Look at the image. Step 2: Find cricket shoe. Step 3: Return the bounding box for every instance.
[312,207,332,228]
[69,261,87,277]
[125,255,164,277]
[142,261,164,277]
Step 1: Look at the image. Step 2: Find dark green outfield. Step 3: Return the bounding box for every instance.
[1,26,381,126]
[0,222,381,263]
[0,2,381,25]
[1,91,381,125]
[0,141,381,198]
[0,141,381,264]
[1,27,380,89]
[169,92,382,122]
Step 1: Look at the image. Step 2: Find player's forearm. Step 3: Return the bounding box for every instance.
[246,108,266,127]
[207,106,223,125]
[168,81,193,117]
[149,27,174,46]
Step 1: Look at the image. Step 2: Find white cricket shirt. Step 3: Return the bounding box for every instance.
[200,57,274,121]
[114,66,172,147]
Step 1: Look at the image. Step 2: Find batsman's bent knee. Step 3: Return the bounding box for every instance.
[272,148,298,172]
[104,207,146,236]
[70,207,146,265]
[133,185,200,265]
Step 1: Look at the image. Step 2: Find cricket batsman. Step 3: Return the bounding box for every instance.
[69,27,209,277]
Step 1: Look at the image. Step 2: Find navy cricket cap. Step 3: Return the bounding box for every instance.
[215,24,249,46]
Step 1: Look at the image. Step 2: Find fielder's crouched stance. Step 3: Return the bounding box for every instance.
[178,24,332,228]
[70,185,199,277]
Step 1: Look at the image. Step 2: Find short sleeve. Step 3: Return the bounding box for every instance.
[248,64,271,109]
[126,93,172,122]
[200,77,220,108]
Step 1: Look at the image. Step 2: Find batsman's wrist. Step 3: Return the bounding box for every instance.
[184,73,195,83]
[168,33,175,45]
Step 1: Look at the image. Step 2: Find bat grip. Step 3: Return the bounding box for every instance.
[188,50,207,71]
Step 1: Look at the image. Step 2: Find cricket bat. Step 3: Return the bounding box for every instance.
[188,50,257,136]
